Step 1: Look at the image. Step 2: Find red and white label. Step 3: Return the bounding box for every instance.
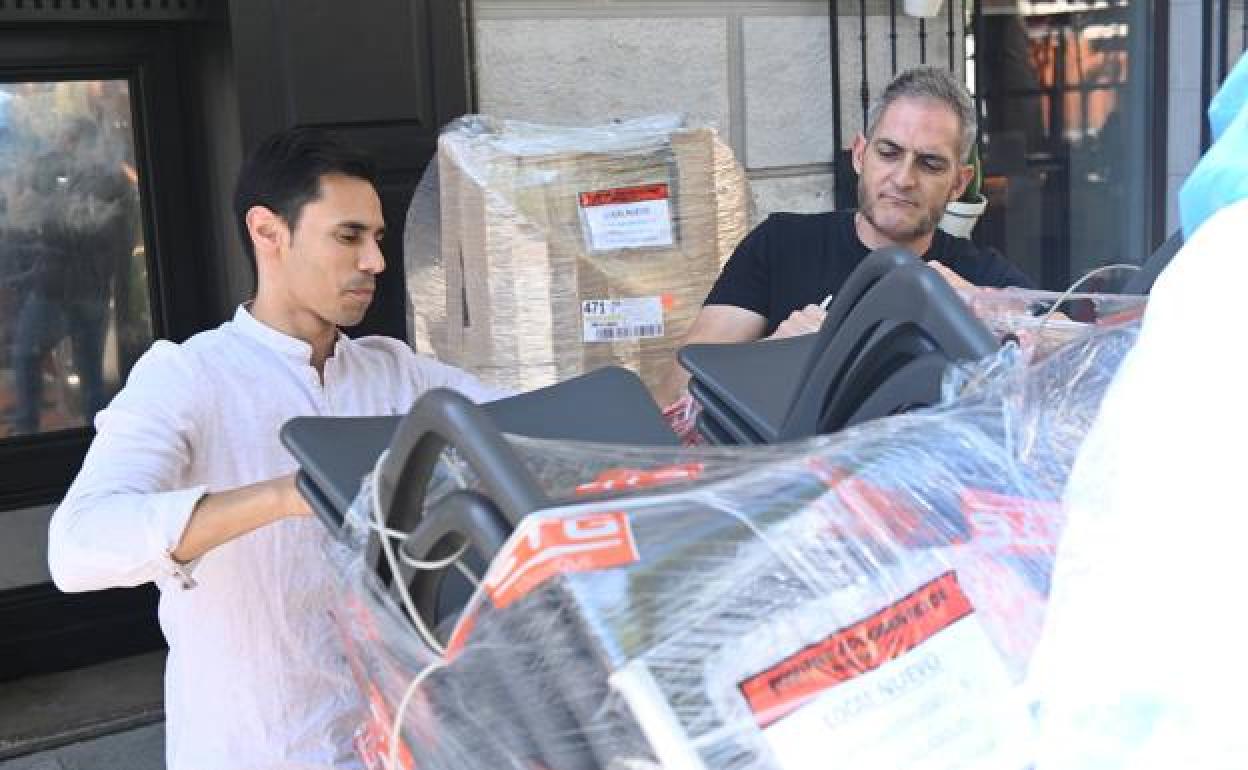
[356,683,416,770]
[577,183,674,251]
[962,489,1061,555]
[482,511,640,609]
[737,572,1030,770]
[804,459,945,547]
[574,462,704,496]
[1097,303,1147,326]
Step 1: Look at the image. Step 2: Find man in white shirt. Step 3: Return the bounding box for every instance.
[47,127,500,769]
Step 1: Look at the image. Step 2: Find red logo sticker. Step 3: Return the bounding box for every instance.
[804,458,941,545]
[961,489,1061,554]
[483,511,640,609]
[574,463,704,496]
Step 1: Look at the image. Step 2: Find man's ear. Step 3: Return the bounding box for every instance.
[851,133,867,174]
[950,162,975,203]
[245,205,288,264]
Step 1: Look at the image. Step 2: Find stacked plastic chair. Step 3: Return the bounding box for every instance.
[680,247,999,445]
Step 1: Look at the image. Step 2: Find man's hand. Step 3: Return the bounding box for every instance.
[770,304,827,339]
[927,260,975,292]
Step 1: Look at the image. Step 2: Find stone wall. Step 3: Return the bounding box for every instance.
[472,1,1223,250]
[473,0,963,221]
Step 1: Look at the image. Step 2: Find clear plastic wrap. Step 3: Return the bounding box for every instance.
[404,115,751,400]
[328,326,1139,770]
[956,286,1147,361]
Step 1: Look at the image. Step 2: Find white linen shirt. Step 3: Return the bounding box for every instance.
[47,306,502,770]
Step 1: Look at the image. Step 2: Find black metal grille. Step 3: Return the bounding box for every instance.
[828,0,970,208]
[827,0,1169,292]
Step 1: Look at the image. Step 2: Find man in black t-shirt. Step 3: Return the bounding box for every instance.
[658,66,1031,405]
[704,208,1030,338]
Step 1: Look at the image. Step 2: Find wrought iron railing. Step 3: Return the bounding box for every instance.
[825,0,1168,289]
[827,0,970,207]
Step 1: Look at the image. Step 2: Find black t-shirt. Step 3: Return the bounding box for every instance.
[705,210,1034,335]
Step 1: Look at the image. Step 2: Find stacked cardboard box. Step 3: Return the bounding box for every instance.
[406,117,750,401]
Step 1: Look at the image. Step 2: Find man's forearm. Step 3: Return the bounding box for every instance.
[171,474,307,564]
[654,364,693,408]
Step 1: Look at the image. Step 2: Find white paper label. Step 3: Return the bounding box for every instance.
[582,297,665,343]
[739,572,1031,770]
[578,184,675,251]
[760,619,1027,770]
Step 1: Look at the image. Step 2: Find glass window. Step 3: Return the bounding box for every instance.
[974,1,1161,292]
[0,79,152,439]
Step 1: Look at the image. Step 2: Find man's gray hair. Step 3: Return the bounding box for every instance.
[864,66,977,162]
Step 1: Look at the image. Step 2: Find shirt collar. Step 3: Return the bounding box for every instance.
[231,304,346,363]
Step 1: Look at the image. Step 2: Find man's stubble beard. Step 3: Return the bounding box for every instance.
[857,179,945,244]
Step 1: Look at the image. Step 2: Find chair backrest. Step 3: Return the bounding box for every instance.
[282,365,679,529]
[779,262,999,440]
[678,247,923,444]
[282,365,679,639]
[787,246,924,393]
[1123,230,1182,295]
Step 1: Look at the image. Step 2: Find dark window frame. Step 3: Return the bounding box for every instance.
[0,25,208,512]
[966,1,1170,288]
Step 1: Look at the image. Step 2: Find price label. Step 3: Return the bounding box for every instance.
[581,297,665,343]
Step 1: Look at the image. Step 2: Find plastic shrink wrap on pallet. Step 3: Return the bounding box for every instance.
[404,115,751,400]
[326,326,1138,770]
[956,286,1147,361]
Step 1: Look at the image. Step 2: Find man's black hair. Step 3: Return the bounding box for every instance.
[232,126,377,281]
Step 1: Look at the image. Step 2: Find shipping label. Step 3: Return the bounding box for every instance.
[578,183,674,251]
[738,571,1030,770]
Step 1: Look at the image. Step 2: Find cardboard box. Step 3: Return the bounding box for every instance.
[408,118,750,400]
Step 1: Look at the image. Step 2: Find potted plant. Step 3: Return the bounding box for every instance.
[903,0,944,18]
[939,143,987,239]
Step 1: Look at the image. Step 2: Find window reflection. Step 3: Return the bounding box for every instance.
[977,1,1152,292]
[0,80,152,438]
